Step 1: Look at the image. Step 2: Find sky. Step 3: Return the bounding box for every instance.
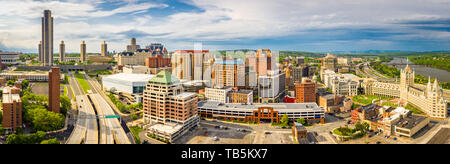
[0,0,449,53]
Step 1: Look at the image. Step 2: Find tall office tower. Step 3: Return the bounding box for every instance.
[42,10,53,66]
[143,71,199,142]
[80,40,86,63]
[213,59,245,88]
[294,78,316,103]
[48,67,60,113]
[171,50,210,81]
[101,40,108,56]
[38,41,42,63]
[322,53,337,72]
[126,38,141,52]
[59,41,65,62]
[2,86,22,132]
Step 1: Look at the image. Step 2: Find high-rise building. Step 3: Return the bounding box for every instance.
[126,38,141,52]
[145,55,171,74]
[38,41,42,63]
[171,50,212,81]
[294,78,316,103]
[101,40,108,56]
[143,71,199,142]
[2,86,22,132]
[48,67,60,113]
[322,53,337,72]
[213,59,245,88]
[42,10,53,66]
[59,41,65,62]
[80,40,86,63]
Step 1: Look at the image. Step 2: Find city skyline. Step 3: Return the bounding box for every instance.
[0,0,449,53]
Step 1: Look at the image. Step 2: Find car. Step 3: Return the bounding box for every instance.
[215,126,220,129]
[282,127,287,129]
[265,132,271,135]
[224,127,229,130]
[213,136,219,141]
[212,120,217,122]
[241,129,247,132]
[376,141,381,144]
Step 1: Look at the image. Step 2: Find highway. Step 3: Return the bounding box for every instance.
[66,73,99,144]
[90,93,131,144]
[84,74,131,144]
[66,73,98,144]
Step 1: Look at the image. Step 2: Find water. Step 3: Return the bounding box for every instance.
[385,58,450,82]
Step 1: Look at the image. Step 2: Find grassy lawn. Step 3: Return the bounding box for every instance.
[405,104,424,114]
[74,73,91,94]
[381,102,399,108]
[352,95,392,105]
[129,126,144,144]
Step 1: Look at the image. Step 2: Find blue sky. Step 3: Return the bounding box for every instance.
[0,0,449,53]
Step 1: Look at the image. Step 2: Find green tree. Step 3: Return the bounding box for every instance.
[6,134,25,144]
[60,95,71,116]
[280,114,290,126]
[0,124,5,135]
[21,80,29,90]
[25,108,65,132]
[7,80,15,86]
[41,138,60,144]
[296,118,306,125]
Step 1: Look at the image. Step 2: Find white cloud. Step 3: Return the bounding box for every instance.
[0,0,448,52]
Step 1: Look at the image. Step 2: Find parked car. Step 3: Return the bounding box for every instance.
[214,136,219,141]
[265,132,271,135]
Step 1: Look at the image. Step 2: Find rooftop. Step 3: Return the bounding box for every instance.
[171,92,197,99]
[103,73,154,83]
[198,101,323,113]
[395,115,428,130]
[149,71,180,85]
[148,123,183,135]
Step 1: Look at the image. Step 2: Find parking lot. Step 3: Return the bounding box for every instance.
[175,120,296,144]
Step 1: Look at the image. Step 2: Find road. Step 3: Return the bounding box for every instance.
[85,73,131,144]
[90,94,131,144]
[66,73,99,144]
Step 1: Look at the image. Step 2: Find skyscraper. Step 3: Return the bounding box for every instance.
[101,40,108,56]
[48,67,60,113]
[80,40,86,63]
[42,10,53,66]
[38,41,42,63]
[59,41,65,62]
[126,38,140,52]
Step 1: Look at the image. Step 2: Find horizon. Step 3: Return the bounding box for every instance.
[0,0,449,53]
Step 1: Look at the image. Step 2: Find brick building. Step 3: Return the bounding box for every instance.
[294,78,316,103]
[2,86,22,132]
[48,67,60,113]
[143,71,199,142]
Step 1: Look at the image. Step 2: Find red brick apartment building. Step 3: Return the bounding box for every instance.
[2,87,22,132]
[48,67,60,113]
[295,78,316,103]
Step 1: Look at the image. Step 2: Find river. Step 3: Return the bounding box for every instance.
[385,58,450,82]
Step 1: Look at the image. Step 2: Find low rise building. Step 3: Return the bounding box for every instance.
[292,122,307,142]
[205,87,232,103]
[0,71,64,82]
[227,89,253,104]
[102,73,154,94]
[198,101,325,124]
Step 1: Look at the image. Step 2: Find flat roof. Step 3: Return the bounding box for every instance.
[198,101,323,113]
[395,115,428,130]
[148,123,182,134]
[171,92,197,99]
[103,73,154,83]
